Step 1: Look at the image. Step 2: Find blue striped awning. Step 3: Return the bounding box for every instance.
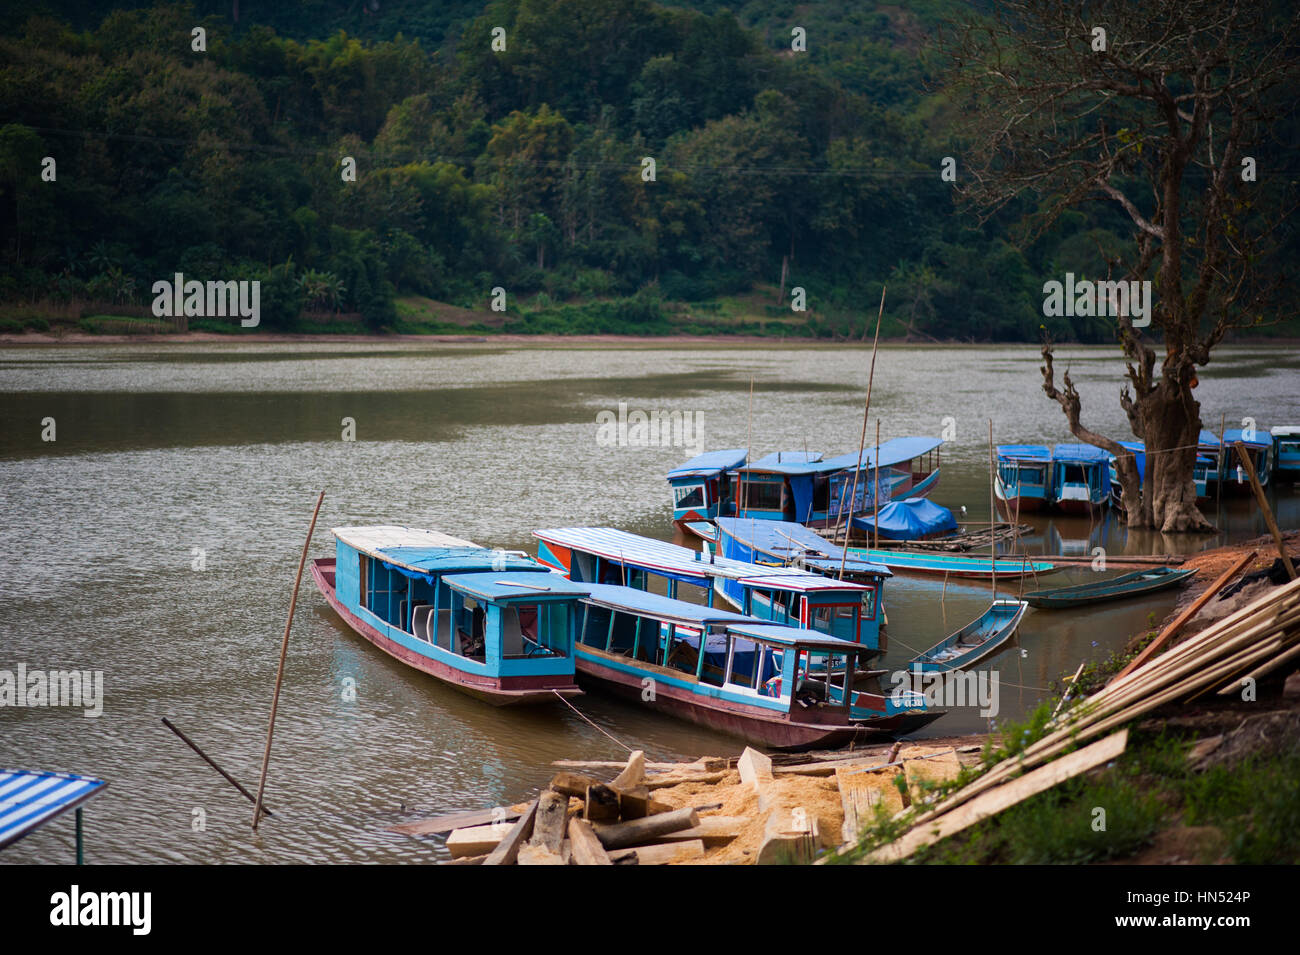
[0,769,107,850]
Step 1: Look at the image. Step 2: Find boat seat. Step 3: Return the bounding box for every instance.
[412,604,435,642]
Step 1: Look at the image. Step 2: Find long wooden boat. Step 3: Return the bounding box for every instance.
[667,448,747,531]
[1274,426,1300,481]
[908,598,1028,672]
[574,582,941,749]
[846,546,1055,579]
[534,525,891,655]
[1220,429,1272,494]
[1023,566,1195,609]
[1050,443,1111,513]
[312,526,587,706]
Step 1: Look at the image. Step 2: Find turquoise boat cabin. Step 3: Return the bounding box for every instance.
[1050,443,1112,513]
[995,444,1051,514]
[666,448,747,525]
[533,525,888,655]
[571,582,936,749]
[1273,427,1300,480]
[311,526,588,706]
[1108,440,1212,502]
[1221,428,1272,492]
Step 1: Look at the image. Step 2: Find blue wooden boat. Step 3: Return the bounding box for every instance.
[1023,566,1194,609]
[1221,428,1272,493]
[667,448,747,529]
[1273,427,1300,481]
[1050,443,1111,513]
[1198,429,1224,491]
[533,525,890,654]
[728,437,943,529]
[995,444,1052,514]
[846,546,1055,579]
[852,497,958,541]
[908,598,1028,672]
[573,583,940,749]
[311,526,588,705]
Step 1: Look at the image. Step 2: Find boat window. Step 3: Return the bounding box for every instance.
[698,629,727,686]
[811,475,829,512]
[456,597,487,660]
[579,604,610,648]
[861,585,877,620]
[358,555,369,608]
[663,626,703,675]
[741,479,783,512]
[673,483,707,510]
[1062,464,1086,483]
[757,645,785,698]
[502,603,568,658]
[727,637,760,689]
[607,610,640,656]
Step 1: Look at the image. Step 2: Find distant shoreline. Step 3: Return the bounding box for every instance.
[3,330,1298,348]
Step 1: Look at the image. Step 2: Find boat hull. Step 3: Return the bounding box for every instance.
[575,648,904,751]
[1025,567,1194,609]
[310,559,581,706]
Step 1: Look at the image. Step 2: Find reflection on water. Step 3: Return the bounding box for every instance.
[0,341,1296,863]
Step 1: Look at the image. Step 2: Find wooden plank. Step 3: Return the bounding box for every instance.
[567,817,613,866]
[609,840,706,865]
[643,771,727,790]
[550,772,601,798]
[551,758,728,772]
[584,783,621,822]
[869,729,1129,863]
[482,799,537,866]
[445,823,507,859]
[388,806,521,836]
[1233,442,1297,580]
[529,790,568,854]
[592,807,700,850]
[836,767,903,845]
[610,750,646,790]
[757,813,819,865]
[656,816,744,846]
[1113,551,1256,682]
[738,747,773,789]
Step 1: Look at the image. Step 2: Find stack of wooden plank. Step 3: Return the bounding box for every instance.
[437,751,744,865]
[849,574,1300,863]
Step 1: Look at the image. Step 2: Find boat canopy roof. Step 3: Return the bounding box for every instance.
[854,498,957,540]
[579,581,755,627]
[1197,429,1221,448]
[667,448,748,480]
[737,574,868,593]
[726,621,862,650]
[997,444,1051,461]
[1052,443,1111,463]
[535,526,866,586]
[0,769,106,850]
[334,525,478,557]
[1271,426,1300,437]
[820,436,944,472]
[441,571,590,603]
[738,450,825,475]
[375,545,537,577]
[715,517,891,578]
[1223,428,1271,449]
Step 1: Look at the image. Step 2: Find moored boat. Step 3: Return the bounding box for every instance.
[1050,443,1111,513]
[995,444,1052,515]
[845,546,1054,579]
[667,448,747,531]
[1221,428,1272,493]
[1273,427,1300,482]
[573,582,939,749]
[908,598,1028,672]
[1023,566,1194,609]
[312,526,588,706]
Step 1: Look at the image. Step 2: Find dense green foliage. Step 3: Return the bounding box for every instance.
[0,1,1292,337]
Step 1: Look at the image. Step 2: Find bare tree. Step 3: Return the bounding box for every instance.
[940,0,1299,531]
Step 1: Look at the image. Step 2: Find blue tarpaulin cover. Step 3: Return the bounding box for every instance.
[667,448,748,480]
[852,497,957,540]
[996,444,1051,461]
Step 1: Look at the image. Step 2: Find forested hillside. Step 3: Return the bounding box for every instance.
[1,1,1294,338]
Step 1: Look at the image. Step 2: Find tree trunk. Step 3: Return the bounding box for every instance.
[1131,375,1214,532]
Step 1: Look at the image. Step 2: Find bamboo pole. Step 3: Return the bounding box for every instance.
[873,419,881,551]
[742,376,753,519]
[1232,441,1296,580]
[1112,550,1256,682]
[838,286,885,578]
[162,717,272,816]
[1050,662,1085,720]
[987,420,996,601]
[252,489,325,831]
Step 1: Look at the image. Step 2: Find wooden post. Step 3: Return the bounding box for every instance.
[1233,442,1296,580]
[75,808,84,865]
[1111,550,1257,682]
[252,489,324,831]
[873,419,881,550]
[839,286,885,576]
[1217,412,1226,503]
[988,420,997,601]
[162,717,272,815]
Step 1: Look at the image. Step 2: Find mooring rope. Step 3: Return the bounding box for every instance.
[551,690,634,753]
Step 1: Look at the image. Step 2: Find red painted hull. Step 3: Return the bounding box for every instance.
[575,648,913,751]
[310,559,581,707]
